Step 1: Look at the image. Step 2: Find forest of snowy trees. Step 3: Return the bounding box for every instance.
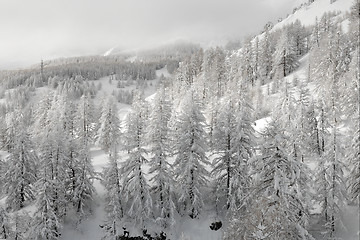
[0,0,359,239]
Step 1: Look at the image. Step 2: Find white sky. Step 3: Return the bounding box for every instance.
[0,0,305,69]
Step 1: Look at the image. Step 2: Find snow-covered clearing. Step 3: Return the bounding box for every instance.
[91,76,158,102]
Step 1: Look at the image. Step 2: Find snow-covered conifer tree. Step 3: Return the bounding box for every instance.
[76,94,96,144]
[211,90,255,212]
[121,91,152,226]
[321,72,347,239]
[32,92,54,142]
[346,5,360,207]
[228,87,255,210]
[348,0,360,50]
[3,111,17,152]
[311,17,320,48]
[96,96,122,152]
[213,47,226,96]
[72,141,95,216]
[58,96,80,208]
[102,144,123,238]
[172,89,209,219]
[2,110,37,210]
[69,95,96,216]
[147,85,176,228]
[259,29,273,81]
[294,82,313,162]
[206,98,220,151]
[31,165,62,240]
[11,212,31,240]
[348,116,360,204]
[101,94,123,232]
[252,37,260,83]
[288,19,307,56]
[272,29,299,78]
[240,39,255,86]
[342,10,360,204]
[211,97,237,210]
[228,120,313,239]
[31,95,70,239]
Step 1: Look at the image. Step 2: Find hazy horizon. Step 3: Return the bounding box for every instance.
[0,0,306,70]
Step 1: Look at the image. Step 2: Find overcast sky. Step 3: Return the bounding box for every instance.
[0,0,305,69]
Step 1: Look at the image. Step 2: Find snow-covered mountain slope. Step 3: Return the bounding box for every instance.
[273,0,353,30]
[103,47,115,57]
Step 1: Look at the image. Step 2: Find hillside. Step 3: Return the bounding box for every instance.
[273,0,353,29]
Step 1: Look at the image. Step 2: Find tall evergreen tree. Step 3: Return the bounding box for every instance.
[2,110,37,210]
[172,90,210,219]
[212,89,255,213]
[346,1,360,208]
[213,47,226,96]
[321,105,347,239]
[294,82,313,163]
[102,143,123,238]
[252,37,260,83]
[259,29,273,82]
[96,97,121,152]
[211,97,237,210]
[73,140,95,217]
[31,163,62,240]
[101,94,123,233]
[59,96,80,210]
[241,39,255,86]
[147,86,176,228]
[121,92,152,226]
[288,19,307,57]
[71,95,96,217]
[318,63,347,239]
[76,94,96,145]
[251,120,312,239]
[31,95,70,239]
[32,92,53,142]
[272,29,299,78]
